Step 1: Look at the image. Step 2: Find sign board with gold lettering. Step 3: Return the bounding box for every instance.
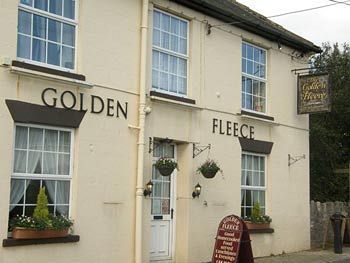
[211,215,254,263]
[297,73,330,114]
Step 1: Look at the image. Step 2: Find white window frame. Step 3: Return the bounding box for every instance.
[241,41,268,114]
[152,8,189,98]
[241,152,267,218]
[10,123,74,217]
[17,0,78,72]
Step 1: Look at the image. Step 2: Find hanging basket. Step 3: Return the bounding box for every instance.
[200,169,218,179]
[157,166,175,176]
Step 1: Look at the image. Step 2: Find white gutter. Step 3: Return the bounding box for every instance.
[135,0,149,262]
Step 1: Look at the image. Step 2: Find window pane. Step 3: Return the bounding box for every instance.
[63,0,75,19]
[152,50,159,69]
[260,172,265,186]
[242,58,246,73]
[252,171,259,186]
[161,32,170,49]
[152,69,159,88]
[18,11,32,35]
[153,11,160,28]
[170,35,179,53]
[62,23,75,46]
[170,17,179,34]
[260,82,266,97]
[28,151,42,174]
[153,29,160,46]
[24,205,36,216]
[49,0,63,15]
[48,19,61,42]
[32,38,46,63]
[162,199,170,214]
[21,0,33,6]
[169,75,177,92]
[242,43,247,57]
[56,181,70,204]
[25,180,41,204]
[161,13,170,31]
[241,170,246,185]
[48,42,61,66]
[17,35,31,59]
[178,77,186,94]
[246,171,252,186]
[33,15,46,39]
[62,46,74,69]
[59,131,71,153]
[56,205,69,216]
[153,182,161,198]
[254,48,260,62]
[160,52,169,71]
[29,128,43,150]
[178,58,186,77]
[58,153,70,175]
[247,60,253,75]
[10,179,25,205]
[245,190,252,206]
[14,150,27,173]
[179,21,187,38]
[246,45,253,60]
[152,199,161,214]
[34,0,48,11]
[15,126,28,149]
[260,50,266,64]
[246,78,252,94]
[169,56,177,74]
[159,72,168,90]
[44,129,58,151]
[43,152,57,174]
[179,38,187,54]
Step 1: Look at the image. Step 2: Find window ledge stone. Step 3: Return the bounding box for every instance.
[2,235,80,247]
[239,110,278,125]
[149,91,201,110]
[248,228,274,234]
[10,61,93,89]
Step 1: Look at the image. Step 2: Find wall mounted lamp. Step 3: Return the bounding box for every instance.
[192,183,202,198]
[143,180,153,197]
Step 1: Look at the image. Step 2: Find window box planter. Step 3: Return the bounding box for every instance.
[12,227,69,240]
[244,222,270,230]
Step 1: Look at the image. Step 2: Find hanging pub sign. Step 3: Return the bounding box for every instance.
[297,73,330,114]
[211,214,254,263]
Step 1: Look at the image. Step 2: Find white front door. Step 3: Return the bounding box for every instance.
[150,143,176,261]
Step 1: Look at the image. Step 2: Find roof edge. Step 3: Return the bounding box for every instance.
[170,0,322,54]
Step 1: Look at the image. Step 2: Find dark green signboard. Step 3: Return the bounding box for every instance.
[297,73,331,114]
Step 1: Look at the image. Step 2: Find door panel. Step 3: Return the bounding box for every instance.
[150,143,176,260]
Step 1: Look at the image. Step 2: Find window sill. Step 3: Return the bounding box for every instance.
[149,91,201,110]
[248,228,274,234]
[239,110,278,125]
[10,61,93,89]
[2,235,80,247]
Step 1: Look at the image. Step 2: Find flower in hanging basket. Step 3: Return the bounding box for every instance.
[155,157,178,176]
[197,159,222,178]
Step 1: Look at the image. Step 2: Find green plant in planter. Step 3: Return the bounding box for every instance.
[244,202,272,224]
[197,159,222,178]
[10,187,73,232]
[155,157,178,176]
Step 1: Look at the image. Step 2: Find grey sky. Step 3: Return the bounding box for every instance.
[238,0,350,47]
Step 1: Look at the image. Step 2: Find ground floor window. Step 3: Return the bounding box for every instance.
[241,153,266,217]
[9,124,73,222]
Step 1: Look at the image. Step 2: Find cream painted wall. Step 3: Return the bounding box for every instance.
[0,0,312,262]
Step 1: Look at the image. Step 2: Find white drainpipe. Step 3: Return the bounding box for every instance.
[135,0,149,262]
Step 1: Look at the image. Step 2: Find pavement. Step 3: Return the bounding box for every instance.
[255,247,350,263]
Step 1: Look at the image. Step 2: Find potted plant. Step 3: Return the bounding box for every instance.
[155,157,178,176]
[10,187,73,239]
[197,159,222,179]
[243,202,272,230]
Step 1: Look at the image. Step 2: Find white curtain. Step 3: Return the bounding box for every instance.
[45,180,69,215]
[10,127,43,211]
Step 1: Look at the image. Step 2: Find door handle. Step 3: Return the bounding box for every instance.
[171,208,174,219]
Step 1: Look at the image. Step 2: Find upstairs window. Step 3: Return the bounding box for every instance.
[152,10,188,96]
[242,43,267,113]
[17,0,76,70]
